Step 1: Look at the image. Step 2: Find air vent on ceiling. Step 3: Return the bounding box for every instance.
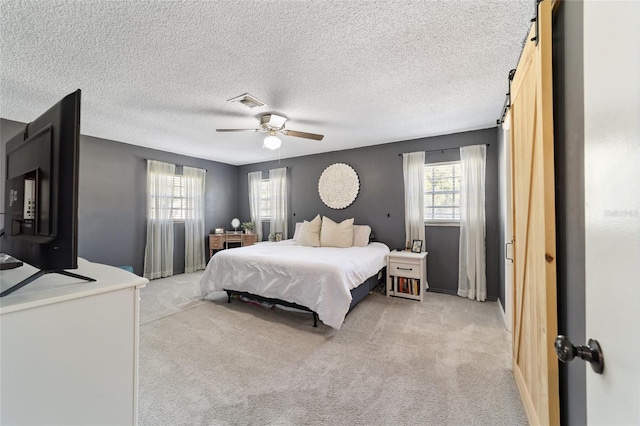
[227,93,268,110]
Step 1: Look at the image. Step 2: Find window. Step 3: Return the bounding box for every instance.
[171,175,190,221]
[149,173,193,221]
[260,179,271,220]
[424,161,461,223]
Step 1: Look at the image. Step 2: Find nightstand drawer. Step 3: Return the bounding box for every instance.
[388,260,421,279]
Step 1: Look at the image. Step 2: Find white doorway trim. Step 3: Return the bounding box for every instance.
[499,113,514,332]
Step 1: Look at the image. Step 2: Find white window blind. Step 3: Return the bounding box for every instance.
[150,174,196,221]
[261,179,271,220]
[424,161,461,222]
[171,175,189,221]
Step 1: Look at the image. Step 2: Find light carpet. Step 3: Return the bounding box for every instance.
[138,272,528,425]
[139,271,206,325]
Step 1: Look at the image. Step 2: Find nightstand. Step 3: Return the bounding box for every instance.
[386,251,428,301]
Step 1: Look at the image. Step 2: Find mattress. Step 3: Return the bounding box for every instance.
[200,240,390,329]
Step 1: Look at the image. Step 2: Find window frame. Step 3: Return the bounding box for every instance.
[423,160,462,227]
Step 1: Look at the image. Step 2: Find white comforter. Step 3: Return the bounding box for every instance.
[200,240,390,329]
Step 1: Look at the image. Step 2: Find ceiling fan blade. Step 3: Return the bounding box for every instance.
[282,129,324,141]
[216,128,260,133]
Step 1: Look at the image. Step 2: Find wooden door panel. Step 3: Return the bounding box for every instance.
[510,1,559,425]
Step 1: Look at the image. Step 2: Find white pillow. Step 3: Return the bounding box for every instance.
[352,225,372,247]
[320,216,354,248]
[296,215,322,247]
[293,222,303,242]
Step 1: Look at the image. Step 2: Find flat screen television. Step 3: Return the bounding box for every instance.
[1,89,94,297]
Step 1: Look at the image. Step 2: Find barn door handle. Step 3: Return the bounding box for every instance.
[554,335,605,374]
[505,240,514,262]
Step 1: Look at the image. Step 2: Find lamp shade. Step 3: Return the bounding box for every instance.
[263,135,281,150]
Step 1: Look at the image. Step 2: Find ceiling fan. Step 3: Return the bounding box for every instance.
[216,113,324,150]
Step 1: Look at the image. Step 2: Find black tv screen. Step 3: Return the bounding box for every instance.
[3,90,81,272]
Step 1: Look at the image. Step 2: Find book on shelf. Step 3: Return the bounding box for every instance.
[398,277,405,293]
[394,276,420,295]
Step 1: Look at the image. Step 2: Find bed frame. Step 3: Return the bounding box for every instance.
[224,268,385,327]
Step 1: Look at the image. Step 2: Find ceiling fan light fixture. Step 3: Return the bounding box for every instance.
[263,133,281,150]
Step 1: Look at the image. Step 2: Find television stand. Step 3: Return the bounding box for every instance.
[0,269,96,297]
[1,258,147,424]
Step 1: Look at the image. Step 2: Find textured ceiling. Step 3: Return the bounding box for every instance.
[0,1,533,166]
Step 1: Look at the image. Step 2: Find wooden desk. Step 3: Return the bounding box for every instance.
[209,232,258,257]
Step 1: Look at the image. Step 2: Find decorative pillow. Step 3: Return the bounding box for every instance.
[296,215,322,247]
[352,225,372,247]
[293,222,304,242]
[320,216,354,248]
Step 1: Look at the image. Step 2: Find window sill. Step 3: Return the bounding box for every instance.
[424,222,460,227]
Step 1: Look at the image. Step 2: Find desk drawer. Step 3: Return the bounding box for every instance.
[242,234,258,246]
[225,234,243,243]
[389,260,421,279]
[210,235,225,249]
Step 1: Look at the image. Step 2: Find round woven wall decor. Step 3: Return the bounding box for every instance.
[318,163,360,209]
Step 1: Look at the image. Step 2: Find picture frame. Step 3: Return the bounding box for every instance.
[275,232,283,242]
[411,239,423,253]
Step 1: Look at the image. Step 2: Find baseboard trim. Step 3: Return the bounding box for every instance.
[427,288,498,302]
[426,288,458,297]
[497,298,509,330]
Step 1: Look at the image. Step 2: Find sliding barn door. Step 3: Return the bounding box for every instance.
[509,1,559,425]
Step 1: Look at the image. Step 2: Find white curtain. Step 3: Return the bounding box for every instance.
[403,152,426,251]
[248,171,263,241]
[143,160,175,279]
[269,167,288,239]
[183,166,206,273]
[458,145,487,301]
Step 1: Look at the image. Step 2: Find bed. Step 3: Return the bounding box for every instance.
[199,240,390,329]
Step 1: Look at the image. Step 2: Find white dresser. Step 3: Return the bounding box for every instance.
[0,258,148,425]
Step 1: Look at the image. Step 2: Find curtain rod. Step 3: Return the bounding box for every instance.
[144,158,207,171]
[248,167,289,172]
[398,143,490,157]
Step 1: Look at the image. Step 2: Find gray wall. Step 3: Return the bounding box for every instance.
[0,116,498,298]
[1,118,239,275]
[237,128,500,300]
[553,2,586,425]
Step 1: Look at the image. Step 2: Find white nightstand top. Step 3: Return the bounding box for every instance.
[387,250,428,260]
